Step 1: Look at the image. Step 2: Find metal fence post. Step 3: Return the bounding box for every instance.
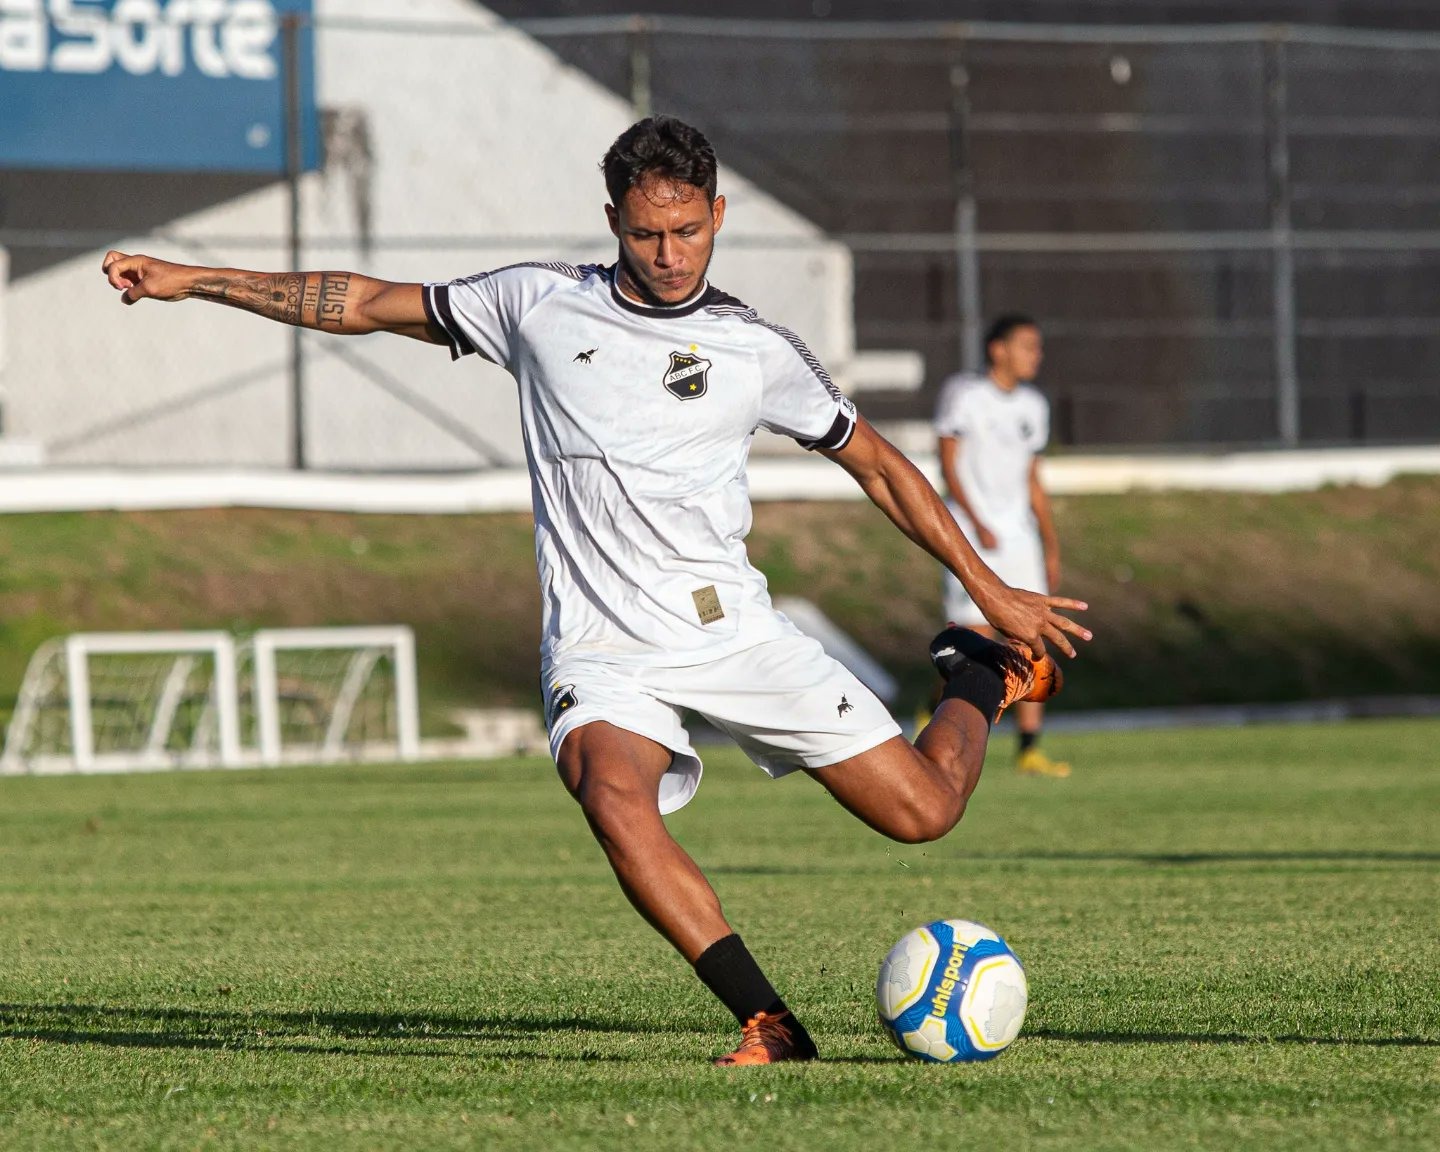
[949,49,983,377]
[630,17,652,119]
[283,13,307,470]
[1264,29,1300,447]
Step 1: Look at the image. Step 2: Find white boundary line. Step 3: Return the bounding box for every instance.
[0,445,1437,514]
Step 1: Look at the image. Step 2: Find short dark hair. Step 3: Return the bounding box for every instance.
[984,313,1039,364]
[601,116,719,206]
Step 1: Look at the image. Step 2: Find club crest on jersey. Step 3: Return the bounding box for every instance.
[663,350,711,400]
[547,683,578,726]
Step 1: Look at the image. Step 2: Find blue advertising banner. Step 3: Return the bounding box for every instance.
[0,0,318,172]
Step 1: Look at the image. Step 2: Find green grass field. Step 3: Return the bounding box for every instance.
[1,720,1437,1151]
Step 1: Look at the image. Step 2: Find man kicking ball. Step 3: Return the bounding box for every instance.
[103,115,1089,1064]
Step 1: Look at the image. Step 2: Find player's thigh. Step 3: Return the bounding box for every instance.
[554,719,674,802]
[806,736,960,842]
[545,661,700,814]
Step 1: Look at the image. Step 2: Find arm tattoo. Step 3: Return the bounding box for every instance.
[189,271,351,330]
[277,273,304,323]
[190,272,302,323]
[316,273,350,327]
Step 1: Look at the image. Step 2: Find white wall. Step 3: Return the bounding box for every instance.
[0,0,855,469]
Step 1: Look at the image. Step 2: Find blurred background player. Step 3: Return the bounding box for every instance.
[935,314,1070,778]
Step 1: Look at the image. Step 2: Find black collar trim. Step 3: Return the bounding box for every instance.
[607,265,718,319]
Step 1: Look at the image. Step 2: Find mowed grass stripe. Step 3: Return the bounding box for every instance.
[1,719,1437,1151]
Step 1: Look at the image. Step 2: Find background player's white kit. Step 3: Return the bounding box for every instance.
[933,373,1052,626]
[425,261,897,809]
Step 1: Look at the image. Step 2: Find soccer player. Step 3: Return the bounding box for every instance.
[102,116,1088,1065]
[935,315,1070,777]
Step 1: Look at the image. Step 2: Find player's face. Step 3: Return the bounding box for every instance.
[994,326,1043,382]
[606,176,725,306]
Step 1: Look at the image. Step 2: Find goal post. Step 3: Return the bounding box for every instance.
[2,625,421,775]
[2,631,242,774]
[66,632,242,771]
[246,626,420,766]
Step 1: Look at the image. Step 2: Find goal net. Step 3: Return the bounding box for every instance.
[238,626,419,765]
[1,627,419,775]
[0,632,241,774]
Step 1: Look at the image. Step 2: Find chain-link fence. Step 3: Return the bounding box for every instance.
[3,13,1439,468]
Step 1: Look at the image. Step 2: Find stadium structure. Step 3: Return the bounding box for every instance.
[3,0,1440,470]
[0,0,861,469]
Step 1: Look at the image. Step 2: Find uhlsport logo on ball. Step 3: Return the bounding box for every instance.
[876,919,1028,1062]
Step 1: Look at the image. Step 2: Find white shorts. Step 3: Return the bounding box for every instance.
[943,527,1047,627]
[543,633,901,815]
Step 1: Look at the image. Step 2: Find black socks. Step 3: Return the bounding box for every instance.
[939,659,1005,725]
[693,933,786,1025]
[1018,729,1039,754]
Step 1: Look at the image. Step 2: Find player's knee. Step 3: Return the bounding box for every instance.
[887,785,964,844]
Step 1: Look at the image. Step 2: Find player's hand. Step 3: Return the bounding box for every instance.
[978,582,1090,660]
[101,250,197,305]
[976,524,1000,550]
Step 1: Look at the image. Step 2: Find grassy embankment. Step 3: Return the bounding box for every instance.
[2,475,1438,727]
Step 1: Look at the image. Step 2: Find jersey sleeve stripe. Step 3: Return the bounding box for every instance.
[748,316,846,404]
[706,303,844,402]
[424,283,475,361]
[798,408,856,452]
[705,301,855,448]
[456,260,593,286]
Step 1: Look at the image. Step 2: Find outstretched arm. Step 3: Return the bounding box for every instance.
[101,251,443,345]
[821,415,1090,657]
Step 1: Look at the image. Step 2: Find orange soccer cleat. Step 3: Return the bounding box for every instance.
[713,1010,819,1067]
[929,625,1062,723]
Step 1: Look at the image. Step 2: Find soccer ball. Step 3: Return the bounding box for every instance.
[875,919,1028,1062]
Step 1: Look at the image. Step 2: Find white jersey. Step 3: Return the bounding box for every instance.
[424,261,857,668]
[933,372,1049,540]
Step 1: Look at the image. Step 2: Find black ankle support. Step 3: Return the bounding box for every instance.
[694,934,785,1025]
[940,659,1005,725]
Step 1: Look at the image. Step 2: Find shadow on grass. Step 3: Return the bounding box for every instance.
[1032,1028,1440,1048]
[711,851,1440,878]
[0,1002,687,1061]
[7,1003,1433,1062]
[953,850,1440,868]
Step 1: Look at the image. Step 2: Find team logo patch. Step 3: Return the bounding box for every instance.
[663,350,711,400]
[548,683,578,726]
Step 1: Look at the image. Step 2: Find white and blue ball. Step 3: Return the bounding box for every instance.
[876,919,1028,1062]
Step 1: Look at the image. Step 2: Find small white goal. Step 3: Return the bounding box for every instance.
[1,626,419,775]
[1,632,241,774]
[240,626,419,766]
